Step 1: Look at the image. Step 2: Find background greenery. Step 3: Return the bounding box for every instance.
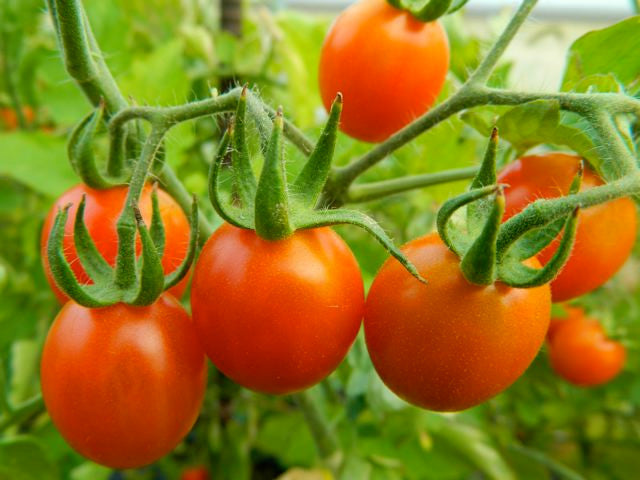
[1,1,640,479]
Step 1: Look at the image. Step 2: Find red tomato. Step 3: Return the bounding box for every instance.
[41,184,191,303]
[499,153,637,302]
[40,294,207,468]
[319,0,449,143]
[181,467,211,480]
[364,233,551,411]
[190,224,364,395]
[548,307,625,386]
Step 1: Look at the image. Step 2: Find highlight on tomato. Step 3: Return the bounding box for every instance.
[364,232,551,412]
[41,183,191,303]
[547,307,626,387]
[190,224,364,395]
[318,0,449,143]
[40,294,207,469]
[499,152,637,302]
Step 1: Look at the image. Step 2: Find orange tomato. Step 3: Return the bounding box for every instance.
[364,232,551,411]
[190,224,364,395]
[548,307,625,387]
[319,0,449,142]
[41,184,191,303]
[499,153,637,302]
[40,294,207,468]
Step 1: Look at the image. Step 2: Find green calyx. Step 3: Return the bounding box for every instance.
[437,128,581,288]
[68,100,133,189]
[47,185,199,307]
[386,0,469,22]
[209,87,425,283]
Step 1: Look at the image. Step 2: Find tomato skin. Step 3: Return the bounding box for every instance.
[40,294,207,468]
[499,153,637,302]
[548,308,625,386]
[319,0,449,143]
[364,233,551,411]
[190,224,364,395]
[181,467,211,480]
[41,183,191,302]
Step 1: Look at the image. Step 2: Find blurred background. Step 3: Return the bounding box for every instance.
[1,0,640,479]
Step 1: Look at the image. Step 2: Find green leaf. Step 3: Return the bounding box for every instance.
[493,100,602,171]
[119,40,190,105]
[0,436,58,480]
[562,16,640,93]
[0,132,75,197]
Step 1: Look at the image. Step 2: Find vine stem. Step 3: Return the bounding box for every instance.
[466,0,539,85]
[0,395,44,431]
[294,391,339,460]
[347,166,479,203]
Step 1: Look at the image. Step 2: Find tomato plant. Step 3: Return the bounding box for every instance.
[499,153,638,302]
[364,232,551,411]
[547,307,626,387]
[318,0,449,142]
[40,183,191,303]
[190,224,364,395]
[40,294,207,468]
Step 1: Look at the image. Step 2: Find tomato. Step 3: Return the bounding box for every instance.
[499,153,637,302]
[0,106,34,130]
[190,224,364,395]
[364,233,551,411]
[181,467,211,480]
[41,183,191,303]
[40,294,207,468]
[318,0,449,143]
[547,307,625,386]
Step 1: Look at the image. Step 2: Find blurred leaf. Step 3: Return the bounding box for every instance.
[562,16,640,93]
[119,40,190,105]
[0,132,74,196]
[0,436,57,480]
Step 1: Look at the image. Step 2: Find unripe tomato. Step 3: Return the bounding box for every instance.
[547,308,625,386]
[40,294,207,468]
[190,224,364,395]
[364,233,551,411]
[319,0,449,143]
[499,153,637,302]
[41,183,191,303]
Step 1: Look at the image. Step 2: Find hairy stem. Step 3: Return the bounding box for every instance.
[467,0,539,85]
[347,166,479,203]
[47,0,127,114]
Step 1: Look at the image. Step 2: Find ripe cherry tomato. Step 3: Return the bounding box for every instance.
[319,0,449,143]
[547,307,625,386]
[41,183,191,303]
[190,224,364,395]
[181,467,211,480]
[364,233,551,411]
[499,153,637,302]
[0,106,34,130]
[40,294,207,468]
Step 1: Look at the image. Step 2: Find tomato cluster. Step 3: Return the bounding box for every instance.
[37,0,638,470]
